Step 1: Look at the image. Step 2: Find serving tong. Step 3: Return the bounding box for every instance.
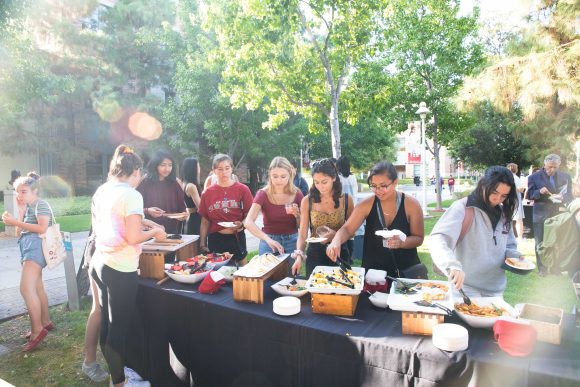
[386,275,418,294]
[458,288,472,305]
[413,300,453,315]
[325,275,355,289]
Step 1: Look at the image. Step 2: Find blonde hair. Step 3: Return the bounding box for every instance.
[264,156,297,196]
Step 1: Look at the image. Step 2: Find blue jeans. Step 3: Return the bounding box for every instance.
[259,233,298,275]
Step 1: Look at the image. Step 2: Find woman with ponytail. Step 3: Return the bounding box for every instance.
[90,145,166,387]
[2,172,54,352]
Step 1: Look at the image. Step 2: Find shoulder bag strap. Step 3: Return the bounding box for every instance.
[308,195,313,233]
[34,200,56,225]
[344,193,348,222]
[458,197,474,244]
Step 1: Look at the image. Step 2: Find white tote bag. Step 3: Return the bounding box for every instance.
[35,202,67,269]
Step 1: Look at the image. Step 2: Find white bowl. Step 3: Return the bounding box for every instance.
[454,297,518,329]
[217,266,237,282]
[271,278,309,297]
[165,268,211,284]
[369,292,390,308]
[208,256,232,270]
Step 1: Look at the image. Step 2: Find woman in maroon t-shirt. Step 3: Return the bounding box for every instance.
[198,154,253,264]
[244,157,303,261]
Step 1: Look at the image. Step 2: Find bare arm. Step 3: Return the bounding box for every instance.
[3,213,50,235]
[199,216,210,251]
[400,195,424,249]
[125,214,166,245]
[326,196,373,261]
[291,196,311,275]
[185,183,201,208]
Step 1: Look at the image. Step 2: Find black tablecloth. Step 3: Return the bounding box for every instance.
[126,279,580,387]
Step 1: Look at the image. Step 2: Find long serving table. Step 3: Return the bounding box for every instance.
[126,279,580,387]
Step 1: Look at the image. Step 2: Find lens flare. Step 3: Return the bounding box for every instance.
[128,112,162,141]
[40,175,73,199]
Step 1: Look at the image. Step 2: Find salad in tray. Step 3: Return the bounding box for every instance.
[305,266,365,295]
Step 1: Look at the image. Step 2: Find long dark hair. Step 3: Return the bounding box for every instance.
[145,149,176,182]
[181,157,199,186]
[310,158,342,208]
[473,166,517,224]
[336,156,352,178]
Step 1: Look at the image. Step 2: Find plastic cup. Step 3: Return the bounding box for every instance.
[285,203,293,214]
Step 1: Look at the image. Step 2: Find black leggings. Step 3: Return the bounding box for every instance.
[91,264,138,384]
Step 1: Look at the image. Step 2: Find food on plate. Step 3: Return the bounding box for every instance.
[166,260,211,275]
[505,258,533,270]
[187,252,233,264]
[236,253,282,276]
[455,302,510,317]
[422,290,447,302]
[279,284,307,291]
[394,281,448,295]
[309,268,362,290]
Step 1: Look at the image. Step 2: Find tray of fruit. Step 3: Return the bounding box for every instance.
[164,260,215,284]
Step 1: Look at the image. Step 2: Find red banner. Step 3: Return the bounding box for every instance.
[407,152,421,164]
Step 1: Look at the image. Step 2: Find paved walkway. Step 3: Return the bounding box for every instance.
[0,185,456,321]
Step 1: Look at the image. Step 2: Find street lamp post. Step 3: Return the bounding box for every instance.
[415,102,429,216]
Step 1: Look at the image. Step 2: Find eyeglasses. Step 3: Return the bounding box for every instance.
[369,181,395,191]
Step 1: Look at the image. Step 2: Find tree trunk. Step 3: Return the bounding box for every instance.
[329,95,341,158]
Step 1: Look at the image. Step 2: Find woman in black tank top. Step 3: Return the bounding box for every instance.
[326,161,425,278]
[181,157,202,235]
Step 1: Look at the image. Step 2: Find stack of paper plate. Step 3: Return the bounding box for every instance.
[432,323,469,352]
[273,296,301,316]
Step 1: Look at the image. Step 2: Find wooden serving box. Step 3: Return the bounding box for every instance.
[402,311,444,335]
[311,293,360,317]
[139,235,199,280]
[519,303,563,345]
[233,260,288,304]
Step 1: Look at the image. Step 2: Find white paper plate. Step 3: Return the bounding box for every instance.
[504,258,535,271]
[273,296,301,316]
[218,221,237,228]
[306,237,327,243]
[272,278,309,297]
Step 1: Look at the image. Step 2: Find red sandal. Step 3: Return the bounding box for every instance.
[23,328,48,352]
[24,322,54,340]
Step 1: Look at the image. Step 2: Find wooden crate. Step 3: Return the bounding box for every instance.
[402,311,444,335]
[233,260,289,304]
[311,293,360,317]
[519,303,563,345]
[139,252,166,280]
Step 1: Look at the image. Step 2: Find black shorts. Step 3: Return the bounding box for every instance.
[208,232,247,262]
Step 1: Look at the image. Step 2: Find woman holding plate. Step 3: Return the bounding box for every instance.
[137,149,187,234]
[292,158,354,276]
[244,157,303,257]
[199,154,253,265]
[326,161,425,278]
[428,166,524,297]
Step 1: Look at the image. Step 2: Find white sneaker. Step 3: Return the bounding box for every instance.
[82,361,109,382]
[124,367,144,382]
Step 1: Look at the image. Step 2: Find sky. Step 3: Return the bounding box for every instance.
[460,0,533,27]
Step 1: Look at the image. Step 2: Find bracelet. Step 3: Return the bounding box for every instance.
[292,249,305,260]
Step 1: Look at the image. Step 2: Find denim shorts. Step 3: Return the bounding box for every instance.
[258,233,298,255]
[18,233,47,268]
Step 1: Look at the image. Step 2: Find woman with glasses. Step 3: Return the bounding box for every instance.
[199,154,253,265]
[428,166,522,297]
[292,158,354,276]
[137,149,187,234]
[327,161,425,277]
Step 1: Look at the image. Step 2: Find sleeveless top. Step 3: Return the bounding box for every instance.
[309,195,348,236]
[362,193,420,275]
[184,183,196,209]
